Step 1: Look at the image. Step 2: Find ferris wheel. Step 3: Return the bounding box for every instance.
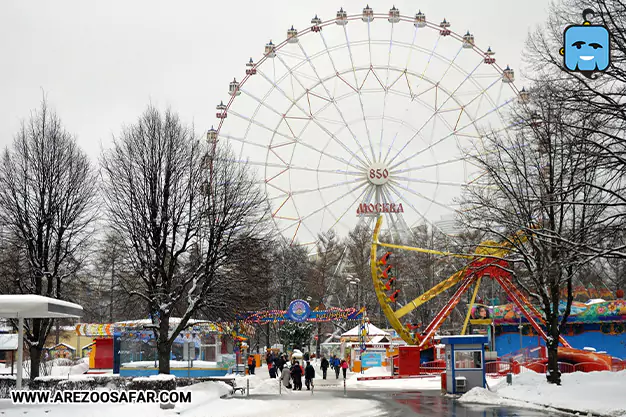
[211,6,524,250]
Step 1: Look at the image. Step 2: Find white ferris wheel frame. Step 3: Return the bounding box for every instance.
[212,9,522,250]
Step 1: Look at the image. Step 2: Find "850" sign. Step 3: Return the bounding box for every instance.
[366,163,391,185]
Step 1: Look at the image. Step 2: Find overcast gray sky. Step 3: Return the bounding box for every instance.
[0,0,554,244]
[0,0,549,161]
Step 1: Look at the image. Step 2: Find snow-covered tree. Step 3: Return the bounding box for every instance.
[459,82,610,384]
[526,0,626,257]
[0,100,97,379]
[101,106,269,374]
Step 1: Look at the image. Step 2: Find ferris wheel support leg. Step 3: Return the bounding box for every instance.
[461,276,483,335]
[418,273,478,349]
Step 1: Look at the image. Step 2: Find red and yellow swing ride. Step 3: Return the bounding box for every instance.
[370,215,613,377]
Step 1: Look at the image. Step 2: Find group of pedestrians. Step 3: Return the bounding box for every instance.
[265,350,350,390]
[266,351,290,378]
[286,360,316,390]
[319,354,348,379]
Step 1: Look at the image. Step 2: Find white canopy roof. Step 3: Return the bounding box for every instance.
[341,323,389,337]
[0,295,83,318]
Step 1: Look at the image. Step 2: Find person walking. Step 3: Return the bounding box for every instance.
[341,358,348,379]
[320,356,329,380]
[290,360,303,390]
[276,354,285,373]
[247,354,256,375]
[303,351,310,362]
[281,365,292,389]
[304,361,315,390]
[332,355,340,379]
[266,351,274,371]
[269,362,277,378]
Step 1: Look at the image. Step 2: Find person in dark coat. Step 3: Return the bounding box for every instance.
[269,362,277,378]
[266,351,274,371]
[276,355,285,372]
[304,361,315,390]
[303,351,310,361]
[290,360,303,390]
[320,356,329,379]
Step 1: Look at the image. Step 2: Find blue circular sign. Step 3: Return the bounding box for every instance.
[287,299,311,322]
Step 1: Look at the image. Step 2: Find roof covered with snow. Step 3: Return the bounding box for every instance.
[341,323,389,337]
[0,295,83,319]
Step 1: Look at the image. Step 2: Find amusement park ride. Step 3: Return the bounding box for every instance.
[211,5,619,372]
[370,215,570,350]
[370,215,617,372]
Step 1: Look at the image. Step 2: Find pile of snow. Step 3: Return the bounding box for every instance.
[121,360,217,368]
[346,366,441,390]
[132,374,176,382]
[460,370,626,417]
[49,358,89,376]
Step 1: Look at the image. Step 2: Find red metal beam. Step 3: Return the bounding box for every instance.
[497,275,570,347]
[418,273,478,348]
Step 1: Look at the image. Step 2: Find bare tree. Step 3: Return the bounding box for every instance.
[525,0,626,252]
[309,230,344,355]
[101,106,268,373]
[458,83,609,384]
[0,100,97,379]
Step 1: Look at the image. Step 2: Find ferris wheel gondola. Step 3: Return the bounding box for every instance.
[212,6,523,251]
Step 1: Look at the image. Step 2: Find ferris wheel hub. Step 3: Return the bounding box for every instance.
[367,162,391,186]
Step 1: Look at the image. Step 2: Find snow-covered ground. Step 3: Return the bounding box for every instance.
[0,358,89,377]
[460,370,626,417]
[346,366,442,391]
[0,364,384,417]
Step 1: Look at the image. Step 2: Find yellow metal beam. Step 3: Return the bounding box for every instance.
[371,216,416,345]
[376,241,473,259]
[371,215,535,347]
[394,269,465,319]
[461,276,482,335]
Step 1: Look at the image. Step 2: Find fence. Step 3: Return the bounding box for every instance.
[420,360,445,375]
[484,359,626,377]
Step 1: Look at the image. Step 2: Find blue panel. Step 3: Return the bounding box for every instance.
[113,334,121,374]
[439,335,488,345]
[495,330,626,359]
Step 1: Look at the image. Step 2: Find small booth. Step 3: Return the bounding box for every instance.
[116,319,242,377]
[46,343,76,359]
[74,323,116,373]
[340,323,394,372]
[439,335,488,395]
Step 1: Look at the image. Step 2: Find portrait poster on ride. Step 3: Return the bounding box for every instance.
[471,304,491,320]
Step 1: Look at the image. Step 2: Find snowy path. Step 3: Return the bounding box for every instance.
[0,363,557,416]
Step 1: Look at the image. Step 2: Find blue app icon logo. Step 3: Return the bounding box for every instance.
[560,9,611,78]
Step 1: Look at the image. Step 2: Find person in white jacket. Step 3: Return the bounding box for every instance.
[281,365,292,389]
